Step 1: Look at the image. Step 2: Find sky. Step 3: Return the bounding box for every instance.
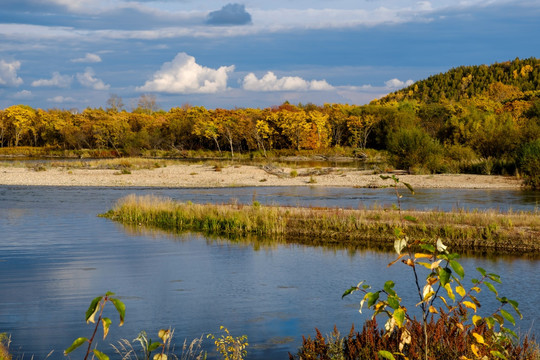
[0,0,539,111]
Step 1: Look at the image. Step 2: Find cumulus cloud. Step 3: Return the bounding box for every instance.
[76,68,110,90]
[32,72,73,88]
[137,53,234,94]
[385,78,414,89]
[0,60,23,87]
[242,72,333,92]
[206,3,252,26]
[71,53,102,63]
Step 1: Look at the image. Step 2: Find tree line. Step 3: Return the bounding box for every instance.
[1,81,539,186]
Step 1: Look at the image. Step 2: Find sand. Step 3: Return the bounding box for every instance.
[0,164,523,189]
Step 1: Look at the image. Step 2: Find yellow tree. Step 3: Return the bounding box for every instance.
[307,110,331,149]
[346,112,378,150]
[272,108,310,150]
[3,105,36,146]
[190,106,221,153]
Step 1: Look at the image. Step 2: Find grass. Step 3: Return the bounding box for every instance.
[102,195,540,256]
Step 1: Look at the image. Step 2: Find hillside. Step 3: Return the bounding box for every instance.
[380,57,540,103]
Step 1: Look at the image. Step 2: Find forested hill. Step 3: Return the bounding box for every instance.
[379,57,540,103]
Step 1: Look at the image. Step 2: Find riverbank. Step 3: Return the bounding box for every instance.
[0,162,523,189]
[103,195,540,256]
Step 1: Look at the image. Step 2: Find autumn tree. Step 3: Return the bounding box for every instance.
[3,105,36,146]
[191,106,221,153]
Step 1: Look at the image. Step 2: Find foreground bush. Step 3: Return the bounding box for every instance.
[516,139,540,189]
[292,317,539,360]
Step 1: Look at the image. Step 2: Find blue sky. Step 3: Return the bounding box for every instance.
[0,0,538,111]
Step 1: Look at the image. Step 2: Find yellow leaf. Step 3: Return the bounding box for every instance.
[431,259,442,271]
[422,285,434,302]
[471,344,480,357]
[416,261,432,270]
[463,301,477,313]
[414,253,433,259]
[456,323,464,331]
[460,357,472,360]
[472,315,482,326]
[471,286,481,293]
[444,283,455,301]
[388,253,406,267]
[87,304,100,324]
[472,332,485,344]
[158,329,170,342]
[428,306,438,314]
[456,286,466,297]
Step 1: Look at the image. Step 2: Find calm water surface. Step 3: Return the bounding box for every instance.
[0,186,538,359]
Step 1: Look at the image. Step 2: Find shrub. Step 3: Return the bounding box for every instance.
[386,127,443,173]
[516,139,540,189]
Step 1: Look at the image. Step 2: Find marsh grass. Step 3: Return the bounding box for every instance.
[102,195,540,255]
[112,330,206,360]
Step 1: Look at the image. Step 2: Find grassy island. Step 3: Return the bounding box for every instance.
[102,194,540,256]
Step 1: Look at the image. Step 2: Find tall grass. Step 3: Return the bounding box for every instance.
[102,195,540,255]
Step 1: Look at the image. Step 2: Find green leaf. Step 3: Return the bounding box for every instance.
[477,267,487,277]
[93,349,110,360]
[379,175,391,180]
[64,337,88,355]
[110,298,126,326]
[403,215,417,223]
[484,316,495,329]
[387,295,400,310]
[508,299,522,319]
[485,281,498,296]
[471,278,479,284]
[367,291,380,308]
[501,327,518,338]
[384,280,396,296]
[488,273,502,284]
[402,182,414,194]
[500,309,515,326]
[105,291,115,297]
[393,308,405,327]
[342,286,358,299]
[450,260,465,279]
[490,350,508,360]
[377,350,396,360]
[85,296,102,323]
[493,314,504,326]
[148,342,162,352]
[438,267,451,287]
[420,243,435,253]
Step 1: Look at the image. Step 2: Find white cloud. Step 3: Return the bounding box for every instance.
[137,53,234,94]
[76,68,110,90]
[47,95,76,103]
[13,90,33,99]
[243,72,333,92]
[71,53,102,63]
[0,60,23,87]
[32,72,73,88]
[385,78,414,89]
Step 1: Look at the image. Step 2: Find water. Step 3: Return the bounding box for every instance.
[0,186,538,359]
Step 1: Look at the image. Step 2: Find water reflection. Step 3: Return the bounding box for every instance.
[0,185,538,360]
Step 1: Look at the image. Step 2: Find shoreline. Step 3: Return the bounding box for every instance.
[0,163,523,189]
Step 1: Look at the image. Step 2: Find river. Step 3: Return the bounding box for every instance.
[0,186,538,359]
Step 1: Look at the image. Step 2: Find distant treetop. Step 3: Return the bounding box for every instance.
[376,57,540,104]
